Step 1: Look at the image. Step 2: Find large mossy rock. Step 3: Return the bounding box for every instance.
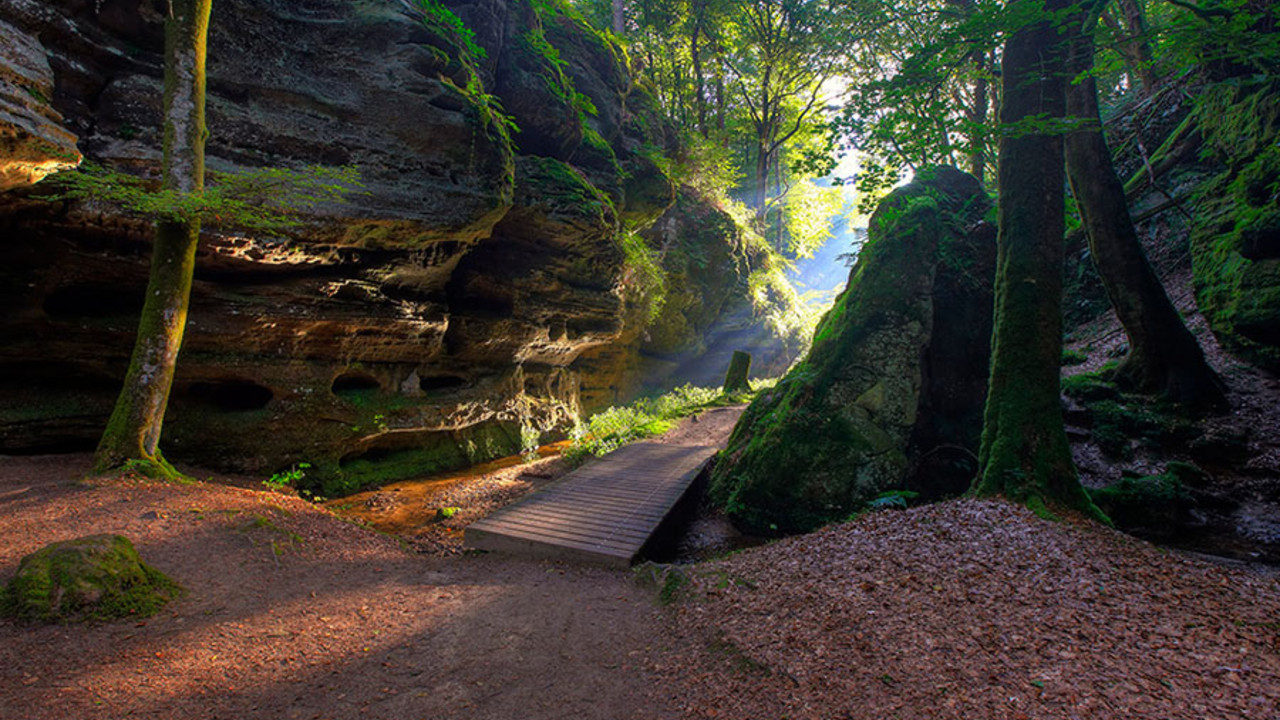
[709,166,995,535]
[2,534,181,623]
[1191,79,1280,371]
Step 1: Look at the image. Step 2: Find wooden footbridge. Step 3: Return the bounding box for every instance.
[465,442,720,567]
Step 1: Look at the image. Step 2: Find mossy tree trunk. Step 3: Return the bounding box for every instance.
[974,0,1100,518]
[1064,7,1228,414]
[93,0,212,476]
[722,350,752,393]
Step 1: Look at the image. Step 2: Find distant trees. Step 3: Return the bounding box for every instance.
[837,0,1002,198]
[728,0,845,218]
[585,0,847,255]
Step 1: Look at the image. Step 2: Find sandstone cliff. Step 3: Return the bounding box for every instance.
[0,0,800,494]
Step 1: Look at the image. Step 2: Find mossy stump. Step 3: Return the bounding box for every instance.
[1,534,182,623]
[722,351,752,394]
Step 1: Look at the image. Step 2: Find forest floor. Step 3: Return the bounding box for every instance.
[0,407,742,720]
[2,406,1279,719]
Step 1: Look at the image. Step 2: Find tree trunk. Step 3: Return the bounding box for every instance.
[1064,11,1227,413]
[612,0,625,35]
[715,70,725,134]
[968,61,989,183]
[974,0,1100,518]
[753,139,770,218]
[1102,0,1158,92]
[93,0,211,476]
[691,10,707,136]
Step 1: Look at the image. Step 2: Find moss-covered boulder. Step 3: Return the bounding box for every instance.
[1191,79,1280,371]
[709,166,995,535]
[1088,463,1205,540]
[2,534,181,623]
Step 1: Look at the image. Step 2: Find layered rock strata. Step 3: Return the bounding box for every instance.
[0,0,798,494]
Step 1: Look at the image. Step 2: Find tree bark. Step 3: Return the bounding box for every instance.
[612,0,625,35]
[691,7,707,136]
[967,55,989,183]
[974,0,1100,518]
[94,0,211,476]
[1064,10,1227,413]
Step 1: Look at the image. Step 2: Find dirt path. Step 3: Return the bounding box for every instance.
[5,404,1278,720]
[0,409,745,720]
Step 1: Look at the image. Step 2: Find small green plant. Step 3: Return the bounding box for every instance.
[618,226,668,324]
[263,462,311,490]
[436,506,460,519]
[563,384,727,464]
[1061,347,1088,366]
[520,424,541,462]
[865,490,920,511]
[415,0,486,62]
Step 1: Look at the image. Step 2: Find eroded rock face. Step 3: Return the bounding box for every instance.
[575,189,806,408]
[0,0,796,494]
[1191,80,1280,371]
[709,167,995,535]
[0,17,81,190]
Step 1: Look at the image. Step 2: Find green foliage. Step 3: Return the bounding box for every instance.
[520,423,541,462]
[524,155,614,220]
[1082,394,1195,460]
[1087,464,1205,535]
[865,489,920,511]
[118,455,192,484]
[46,163,364,232]
[1189,78,1280,370]
[450,74,521,150]
[1060,348,1089,366]
[518,21,598,126]
[564,384,727,463]
[436,506,461,519]
[781,178,845,259]
[410,0,518,167]
[415,0,487,63]
[618,227,668,324]
[263,462,311,490]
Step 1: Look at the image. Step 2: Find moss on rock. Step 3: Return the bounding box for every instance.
[1191,80,1280,371]
[709,167,995,535]
[1088,466,1200,539]
[2,534,181,623]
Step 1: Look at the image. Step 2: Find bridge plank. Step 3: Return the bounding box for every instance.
[465,442,719,566]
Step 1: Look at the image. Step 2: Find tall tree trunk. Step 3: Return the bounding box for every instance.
[974,0,1100,518]
[612,0,625,35]
[691,16,707,136]
[715,68,725,135]
[94,0,211,476]
[1064,11,1227,412]
[968,60,989,183]
[753,142,769,219]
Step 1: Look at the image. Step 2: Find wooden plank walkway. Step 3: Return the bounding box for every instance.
[465,442,720,567]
